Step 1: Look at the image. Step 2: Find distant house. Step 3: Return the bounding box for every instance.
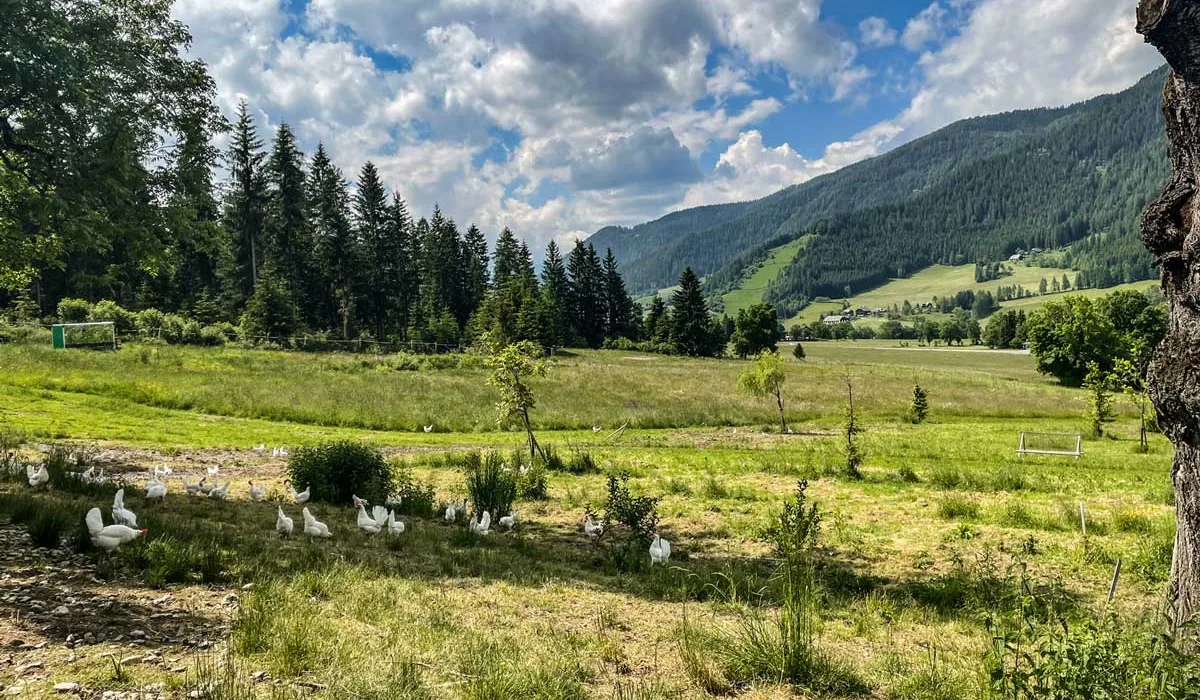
[822,315,849,326]
[1008,253,1024,262]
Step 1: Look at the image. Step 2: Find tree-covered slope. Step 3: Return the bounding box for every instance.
[593,67,1169,299]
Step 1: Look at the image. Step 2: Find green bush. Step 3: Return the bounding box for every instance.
[198,325,229,346]
[388,462,438,518]
[288,441,392,506]
[566,450,599,474]
[161,314,187,343]
[792,343,805,360]
[518,461,548,500]
[463,451,518,517]
[56,298,91,323]
[762,480,821,562]
[88,300,135,335]
[135,308,167,337]
[27,510,71,548]
[594,473,661,571]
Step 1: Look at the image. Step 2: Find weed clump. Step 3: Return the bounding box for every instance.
[592,473,660,572]
[27,509,70,548]
[462,451,518,517]
[937,495,980,521]
[387,461,439,518]
[288,441,391,506]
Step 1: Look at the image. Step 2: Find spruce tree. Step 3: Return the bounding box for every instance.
[538,241,571,347]
[223,100,268,304]
[307,144,358,337]
[909,382,928,423]
[264,123,314,327]
[567,242,606,348]
[671,267,718,356]
[164,105,225,316]
[354,162,390,339]
[601,248,636,340]
[387,194,418,337]
[492,228,522,290]
[462,224,491,319]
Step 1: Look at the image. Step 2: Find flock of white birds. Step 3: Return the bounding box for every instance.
[24,446,673,565]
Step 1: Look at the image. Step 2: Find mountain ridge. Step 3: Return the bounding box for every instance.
[590,67,1170,305]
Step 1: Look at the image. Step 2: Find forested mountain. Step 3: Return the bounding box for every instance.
[593,68,1170,302]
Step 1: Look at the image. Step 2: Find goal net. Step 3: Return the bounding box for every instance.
[51,322,117,350]
[1017,432,1082,458]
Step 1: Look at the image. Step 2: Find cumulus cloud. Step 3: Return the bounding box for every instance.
[571,128,702,191]
[858,16,897,48]
[901,3,949,51]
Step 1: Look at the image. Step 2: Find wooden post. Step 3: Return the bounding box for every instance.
[1107,558,1123,604]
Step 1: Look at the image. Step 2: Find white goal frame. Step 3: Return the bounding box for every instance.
[1017,431,1082,459]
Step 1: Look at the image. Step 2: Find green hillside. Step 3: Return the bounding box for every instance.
[781,262,1152,326]
[593,67,1168,308]
[716,237,807,316]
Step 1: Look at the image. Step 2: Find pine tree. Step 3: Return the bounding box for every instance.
[462,224,490,319]
[223,100,268,304]
[567,241,606,348]
[492,228,522,290]
[163,103,225,316]
[264,123,314,327]
[538,241,571,347]
[601,248,636,340]
[354,162,390,339]
[307,144,358,337]
[387,194,418,337]
[643,296,667,342]
[671,267,719,356]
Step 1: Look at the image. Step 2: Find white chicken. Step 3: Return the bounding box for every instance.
[302,507,332,537]
[583,515,604,539]
[471,511,491,536]
[498,511,516,530]
[649,533,672,565]
[206,465,220,478]
[81,466,106,485]
[145,478,167,503]
[181,476,204,496]
[276,507,294,536]
[248,480,267,502]
[271,447,288,458]
[86,507,146,552]
[423,425,433,433]
[252,443,266,454]
[386,510,405,534]
[288,482,310,505]
[444,503,458,522]
[152,466,173,480]
[352,496,387,534]
[26,463,49,489]
[592,426,601,433]
[112,488,138,528]
[208,480,230,500]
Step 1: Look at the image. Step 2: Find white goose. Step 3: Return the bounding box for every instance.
[386,510,405,534]
[498,511,516,530]
[649,533,672,565]
[248,480,267,502]
[26,464,49,489]
[112,488,138,528]
[206,465,220,478]
[86,508,145,552]
[276,507,294,536]
[583,515,604,539]
[302,507,332,537]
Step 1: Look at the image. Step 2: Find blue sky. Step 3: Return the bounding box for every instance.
[173,0,1161,254]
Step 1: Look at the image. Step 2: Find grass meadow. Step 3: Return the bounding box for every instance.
[0,339,1178,698]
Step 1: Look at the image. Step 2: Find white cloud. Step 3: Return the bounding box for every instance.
[858,16,897,48]
[901,3,949,51]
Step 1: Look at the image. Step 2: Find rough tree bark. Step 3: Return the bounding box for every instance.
[1136,0,1200,629]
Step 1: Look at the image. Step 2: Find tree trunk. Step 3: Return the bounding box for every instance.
[776,391,788,433]
[1136,0,1200,629]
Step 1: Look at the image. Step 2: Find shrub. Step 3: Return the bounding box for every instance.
[897,465,919,483]
[907,383,928,424]
[56,298,91,323]
[135,308,167,337]
[87,300,135,335]
[937,496,980,520]
[198,325,229,346]
[762,480,821,563]
[929,466,962,489]
[462,451,518,517]
[792,343,805,360]
[288,441,391,506]
[27,510,70,548]
[387,462,438,518]
[161,314,187,343]
[595,473,661,571]
[518,461,548,500]
[565,450,599,474]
